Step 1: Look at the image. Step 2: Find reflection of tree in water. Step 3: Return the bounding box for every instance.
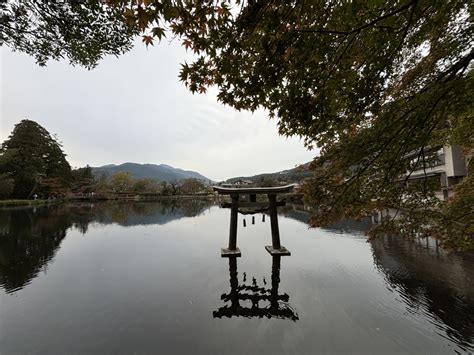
[277,204,372,236]
[0,206,75,293]
[281,205,473,350]
[0,200,212,293]
[213,256,298,321]
[278,204,371,233]
[371,235,474,352]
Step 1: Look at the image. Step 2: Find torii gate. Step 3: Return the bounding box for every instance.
[213,185,294,257]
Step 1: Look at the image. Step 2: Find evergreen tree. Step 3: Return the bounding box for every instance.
[0,120,72,198]
[71,165,95,193]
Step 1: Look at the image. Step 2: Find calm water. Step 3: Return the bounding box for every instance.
[0,201,473,354]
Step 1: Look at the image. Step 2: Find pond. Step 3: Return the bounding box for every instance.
[0,201,473,354]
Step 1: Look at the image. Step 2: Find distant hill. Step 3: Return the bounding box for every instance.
[91,163,213,183]
[225,163,312,184]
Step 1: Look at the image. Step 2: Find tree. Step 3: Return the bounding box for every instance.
[40,177,69,198]
[2,1,473,248]
[133,178,157,193]
[256,176,277,187]
[159,181,173,196]
[0,120,72,198]
[169,180,180,196]
[1,0,136,68]
[180,178,205,195]
[95,172,110,193]
[71,165,95,193]
[111,171,133,192]
[0,173,14,198]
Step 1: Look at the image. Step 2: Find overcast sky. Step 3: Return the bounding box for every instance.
[0,40,315,181]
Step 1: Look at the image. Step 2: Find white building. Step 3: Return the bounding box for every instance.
[218,179,254,188]
[404,145,468,200]
[233,179,253,186]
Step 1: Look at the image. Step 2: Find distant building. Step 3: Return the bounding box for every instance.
[403,145,468,200]
[217,179,254,188]
[233,179,253,186]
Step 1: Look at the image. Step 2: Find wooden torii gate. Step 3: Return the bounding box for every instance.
[213,185,294,257]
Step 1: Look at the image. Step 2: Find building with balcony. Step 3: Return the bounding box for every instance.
[404,145,468,200]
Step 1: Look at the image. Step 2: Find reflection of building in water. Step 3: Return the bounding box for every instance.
[371,235,474,351]
[213,256,298,321]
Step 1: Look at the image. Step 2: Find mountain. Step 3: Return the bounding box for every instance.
[91,163,213,183]
[225,163,312,184]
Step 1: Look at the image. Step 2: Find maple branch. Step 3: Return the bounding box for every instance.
[295,0,417,36]
[437,50,474,82]
[329,82,453,210]
[392,0,418,56]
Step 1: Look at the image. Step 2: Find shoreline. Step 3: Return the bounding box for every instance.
[0,199,64,207]
[0,192,304,207]
[0,195,217,207]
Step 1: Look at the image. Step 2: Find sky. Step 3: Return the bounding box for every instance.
[0,40,315,181]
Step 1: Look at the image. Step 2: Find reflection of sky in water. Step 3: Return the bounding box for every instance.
[0,202,472,354]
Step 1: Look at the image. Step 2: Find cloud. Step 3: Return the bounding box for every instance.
[0,40,315,181]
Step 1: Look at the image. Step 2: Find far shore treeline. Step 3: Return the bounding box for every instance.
[0,120,211,200]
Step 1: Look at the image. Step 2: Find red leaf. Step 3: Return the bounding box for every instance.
[142,35,154,47]
[183,39,192,50]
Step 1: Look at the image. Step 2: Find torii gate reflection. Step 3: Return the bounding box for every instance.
[213,255,299,321]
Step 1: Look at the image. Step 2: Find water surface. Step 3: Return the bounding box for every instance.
[0,201,473,354]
